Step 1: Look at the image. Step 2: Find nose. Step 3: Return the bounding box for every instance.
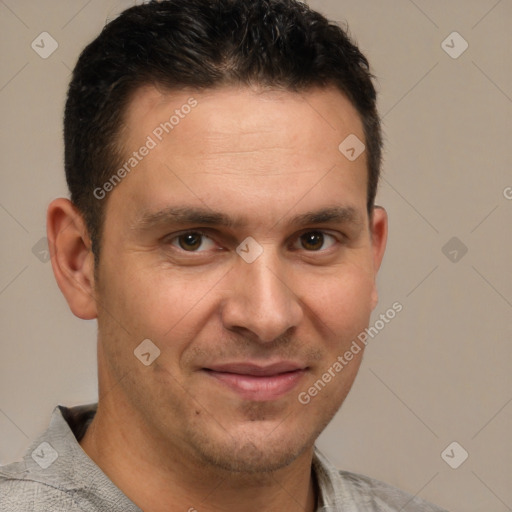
[220,248,303,343]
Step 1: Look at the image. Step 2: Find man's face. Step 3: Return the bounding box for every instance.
[93,85,386,472]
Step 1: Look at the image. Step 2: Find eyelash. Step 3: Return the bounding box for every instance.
[165,229,342,254]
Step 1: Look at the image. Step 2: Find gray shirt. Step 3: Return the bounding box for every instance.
[0,404,448,511]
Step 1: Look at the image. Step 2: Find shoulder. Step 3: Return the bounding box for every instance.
[313,448,448,511]
[336,469,449,511]
[1,404,140,512]
[0,464,81,511]
[0,403,97,511]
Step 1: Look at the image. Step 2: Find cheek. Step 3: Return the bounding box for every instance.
[297,263,375,338]
[101,259,224,344]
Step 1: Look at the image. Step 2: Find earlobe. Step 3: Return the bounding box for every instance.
[47,198,98,320]
[369,206,388,309]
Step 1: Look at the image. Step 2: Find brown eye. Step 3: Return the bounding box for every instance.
[300,231,325,251]
[171,232,215,252]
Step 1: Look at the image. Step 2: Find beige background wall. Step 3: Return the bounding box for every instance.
[1,1,511,510]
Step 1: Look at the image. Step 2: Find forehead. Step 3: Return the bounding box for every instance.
[109,84,368,227]
[124,84,364,156]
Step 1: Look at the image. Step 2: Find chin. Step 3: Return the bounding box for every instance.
[187,423,314,474]
[201,443,308,474]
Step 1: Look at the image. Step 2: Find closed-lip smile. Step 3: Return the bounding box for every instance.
[202,361,308,401]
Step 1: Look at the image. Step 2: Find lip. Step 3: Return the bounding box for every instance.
[203,362,307,401]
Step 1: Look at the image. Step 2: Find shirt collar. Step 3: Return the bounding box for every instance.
[14,404,141,511]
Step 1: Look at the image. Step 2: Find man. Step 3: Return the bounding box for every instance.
[0,1,448,510]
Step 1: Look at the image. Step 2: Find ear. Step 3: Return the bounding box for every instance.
[47,198,97,320]
[369,205,388,309]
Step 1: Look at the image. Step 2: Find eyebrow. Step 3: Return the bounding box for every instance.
[288,206,362,227]
[132,205,363,232]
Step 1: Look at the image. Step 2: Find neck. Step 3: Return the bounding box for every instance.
[79,396,318,512]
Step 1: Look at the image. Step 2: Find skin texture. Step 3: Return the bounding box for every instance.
[48,85,387,512]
